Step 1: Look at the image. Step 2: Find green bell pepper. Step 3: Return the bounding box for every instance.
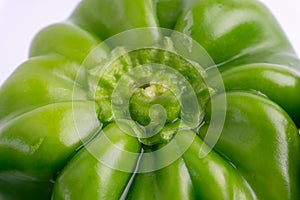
[0,0,300,199]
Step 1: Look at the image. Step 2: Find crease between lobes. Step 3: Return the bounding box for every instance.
[52,122,257,199]
[53,91,300,200]
[1,0,300,199]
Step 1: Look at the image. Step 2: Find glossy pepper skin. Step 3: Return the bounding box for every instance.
[0,0,300,199]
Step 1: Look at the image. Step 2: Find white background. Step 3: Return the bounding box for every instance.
[0,0,299,85]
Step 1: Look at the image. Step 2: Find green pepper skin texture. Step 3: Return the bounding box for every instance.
[126,130,256,200]
[52,123,141,200]
[174,0,299,67]
[207,63,300,125]
[0,0,300,200]
[199,91,300,200]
